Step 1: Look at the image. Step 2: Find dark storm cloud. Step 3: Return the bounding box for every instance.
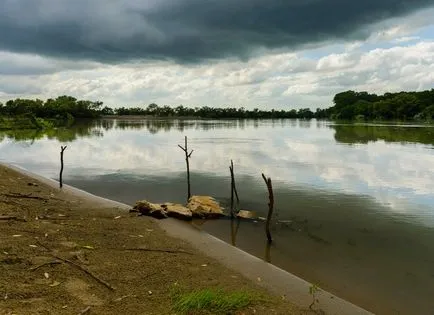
[0,0,433,63]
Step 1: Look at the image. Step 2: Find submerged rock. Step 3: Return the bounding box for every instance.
[132,200,168,219]
[161,203,192,221]
[187,196,224,219]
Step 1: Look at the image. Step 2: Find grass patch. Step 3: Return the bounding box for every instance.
[171,287,255,314]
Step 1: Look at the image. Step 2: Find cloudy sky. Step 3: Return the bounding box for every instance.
[1,0,434,109]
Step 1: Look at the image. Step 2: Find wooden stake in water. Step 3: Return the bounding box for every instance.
[229,160,240,218]
[178,136,193,201]
[262,173,274,243]
[59,146,67,188]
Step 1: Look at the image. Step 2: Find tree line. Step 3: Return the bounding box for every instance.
[1,89,433,122]
[328,89,434,120]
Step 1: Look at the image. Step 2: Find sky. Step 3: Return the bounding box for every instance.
[0,0,434,109]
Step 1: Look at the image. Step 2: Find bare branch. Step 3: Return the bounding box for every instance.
[179,136,193,200]
[29,260,62,271]
[2,193,48,201]
[122,248,192,255]
[36,240,115,291]
[229,160,240,218]
[59,146,67,188]
[262,173,274,243]
[78,306,91,315]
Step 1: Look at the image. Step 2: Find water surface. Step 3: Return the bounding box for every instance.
[1,119,433,314]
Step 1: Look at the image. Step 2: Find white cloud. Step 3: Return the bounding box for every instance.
[366,7,434,43]
[0,51,101,76]
[0,6,433,109]
[393,36,421,43]
[1,39,433,108]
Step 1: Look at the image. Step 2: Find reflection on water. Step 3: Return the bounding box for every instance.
[333,123,434,145]
[2,118,434,146]
[0,121,104,143]
[1,118,433,314]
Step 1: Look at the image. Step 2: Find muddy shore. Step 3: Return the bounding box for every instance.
[0,164,370,314]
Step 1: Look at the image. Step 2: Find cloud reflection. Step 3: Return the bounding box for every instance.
[0,119,433,215]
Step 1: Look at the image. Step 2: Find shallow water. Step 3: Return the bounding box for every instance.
[1,119,433,314]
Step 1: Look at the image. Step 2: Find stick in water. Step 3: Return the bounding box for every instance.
[229,160,240,217]
[59,146,67,188]
[262,173,274,243]
[178,136,193,201]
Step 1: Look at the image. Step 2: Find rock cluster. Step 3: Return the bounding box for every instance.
[131,195,224,220]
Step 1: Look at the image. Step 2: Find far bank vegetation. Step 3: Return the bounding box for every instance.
[1,89,433,130]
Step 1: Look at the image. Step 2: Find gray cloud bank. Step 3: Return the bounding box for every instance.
[1,0,434,63]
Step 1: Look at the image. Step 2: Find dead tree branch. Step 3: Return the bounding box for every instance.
[78,306,91,315]
[178,136,193,201]
[0,215,25,222]
[122,248,192,255]
[262,173,275,243]
[2,193,48,200]
[29,260,62,271]
[36,240,115,291]
[59,146,67,188]
[53,254,115,291]
[229,160,240,217]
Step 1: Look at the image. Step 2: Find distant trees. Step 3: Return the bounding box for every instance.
[330,89,434,121]
[1,89,433,123]
[0,96,103,120]
[104,104,318,119]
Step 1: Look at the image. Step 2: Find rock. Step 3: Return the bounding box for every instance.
[161,203,192,221]
[237,210,257,219]
[132,200,168,219]
[187,196,224,219]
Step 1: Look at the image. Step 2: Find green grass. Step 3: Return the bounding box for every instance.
[171,287,255,314]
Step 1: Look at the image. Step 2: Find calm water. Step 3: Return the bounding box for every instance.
[1,119,433,314]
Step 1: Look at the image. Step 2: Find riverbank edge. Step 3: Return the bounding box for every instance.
[1,162,372,315]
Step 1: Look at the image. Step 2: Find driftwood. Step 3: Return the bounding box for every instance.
[262,173,275,243]
[78,306,91,315]
[0,215,17,220]
[36,240,115,291]
[2,193,48,200]
[0,215,27,222]
[53,254,115,291]
[30,260,62,271]
[60,146,67,188]
[229,160,240,218]
[178,136,193,201]
[122,248,192,255]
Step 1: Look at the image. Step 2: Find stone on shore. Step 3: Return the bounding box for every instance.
[161,203,193,221]
[237,210,257,219]
[132,200,168,219]
[187,195,224,219]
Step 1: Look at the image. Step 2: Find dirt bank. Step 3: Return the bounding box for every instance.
[0,165,311,315]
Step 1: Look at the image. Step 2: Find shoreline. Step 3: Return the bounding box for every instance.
[1,162,372,315]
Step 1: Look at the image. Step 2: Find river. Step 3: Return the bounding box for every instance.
[1,118,433,314]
